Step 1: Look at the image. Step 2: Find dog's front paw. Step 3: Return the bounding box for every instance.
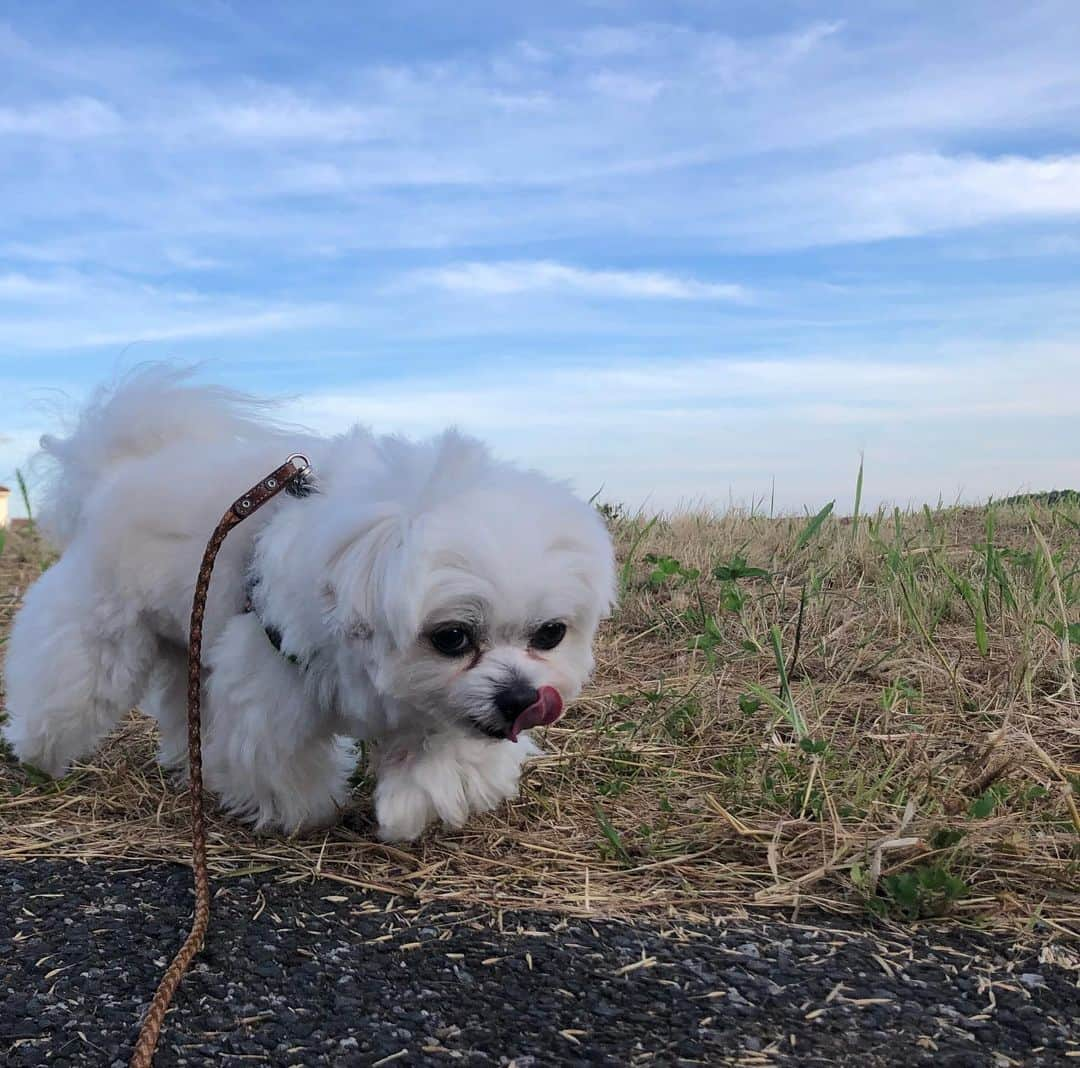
[374,770,438,842]
[460,732,540,815]
[373,732,541,842]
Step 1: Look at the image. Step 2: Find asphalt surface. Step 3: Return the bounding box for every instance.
[2,861,1077,1066]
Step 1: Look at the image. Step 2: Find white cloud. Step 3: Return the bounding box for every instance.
[819,153,1080,239]
[587,72,667,102]
[0,96,120,137]
[407,261,750,301]
[569,26,654,58]
[291,345,1080,434]
[163,247,227,271]
[0,269,336,349]
[723,358,947,389]
[0,272,79,299]
[632,151,1080,250]
[198,92,386,143]
[283,343,1080,511]
[70,308,331,347]
[3,11,1080,261]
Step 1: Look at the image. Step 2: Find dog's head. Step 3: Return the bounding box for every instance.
[252,429,616,741]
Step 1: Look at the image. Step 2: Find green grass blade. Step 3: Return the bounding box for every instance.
[939,560,989,657]
[594,804,632,867]
[16,469,33,526]
[770,624,791,704]
[851,454,864,541]
[764,624,809,739]
[618,515,658,597]
[973,608,989,658]
[794,501,834,553]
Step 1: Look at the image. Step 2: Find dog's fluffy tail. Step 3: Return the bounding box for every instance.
[38,365,277,547]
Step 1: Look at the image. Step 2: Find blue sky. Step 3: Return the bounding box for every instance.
[2,1,1079,514]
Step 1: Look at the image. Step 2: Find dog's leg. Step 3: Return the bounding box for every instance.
[141,645,190,773]
[372,728,541,842]
[2,554,155,776]
[202,614,355,833]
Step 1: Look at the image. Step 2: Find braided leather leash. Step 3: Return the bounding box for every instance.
[130,454,312,1068]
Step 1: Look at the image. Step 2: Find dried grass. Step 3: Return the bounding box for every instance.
[2,497,1078,932]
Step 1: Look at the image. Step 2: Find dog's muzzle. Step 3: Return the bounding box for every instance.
[493,681,564,743]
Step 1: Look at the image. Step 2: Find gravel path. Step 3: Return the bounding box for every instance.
[2,861,1077,1066]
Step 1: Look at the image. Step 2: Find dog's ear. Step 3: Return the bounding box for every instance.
[324,512,405,645]
[319,581,371,640]
[252,492,411,662]
[248,503,332,662]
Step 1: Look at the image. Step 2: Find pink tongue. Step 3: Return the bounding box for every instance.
[508,685,564,743]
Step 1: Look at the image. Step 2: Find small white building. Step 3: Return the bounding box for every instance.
[0,485,9,528]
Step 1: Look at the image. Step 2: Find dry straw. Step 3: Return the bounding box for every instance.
[2,489,1078,933]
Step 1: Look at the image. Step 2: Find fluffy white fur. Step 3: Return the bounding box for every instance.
[3,368,615,841]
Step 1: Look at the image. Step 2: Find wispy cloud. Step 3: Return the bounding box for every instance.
[0,268,336,349]
[0,96,120,137]
[294,346,1080,435]
[754,152,1080,246]
[198,92,386,143]
[0,272,78,298]
[406,261,750,301]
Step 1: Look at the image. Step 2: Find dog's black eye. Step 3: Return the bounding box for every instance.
[429,623,475,657]
[530,620,567,651]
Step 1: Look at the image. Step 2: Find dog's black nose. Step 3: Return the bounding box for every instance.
[494,679,539,721]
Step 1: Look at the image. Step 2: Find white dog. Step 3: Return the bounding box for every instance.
[3,368,615,841]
